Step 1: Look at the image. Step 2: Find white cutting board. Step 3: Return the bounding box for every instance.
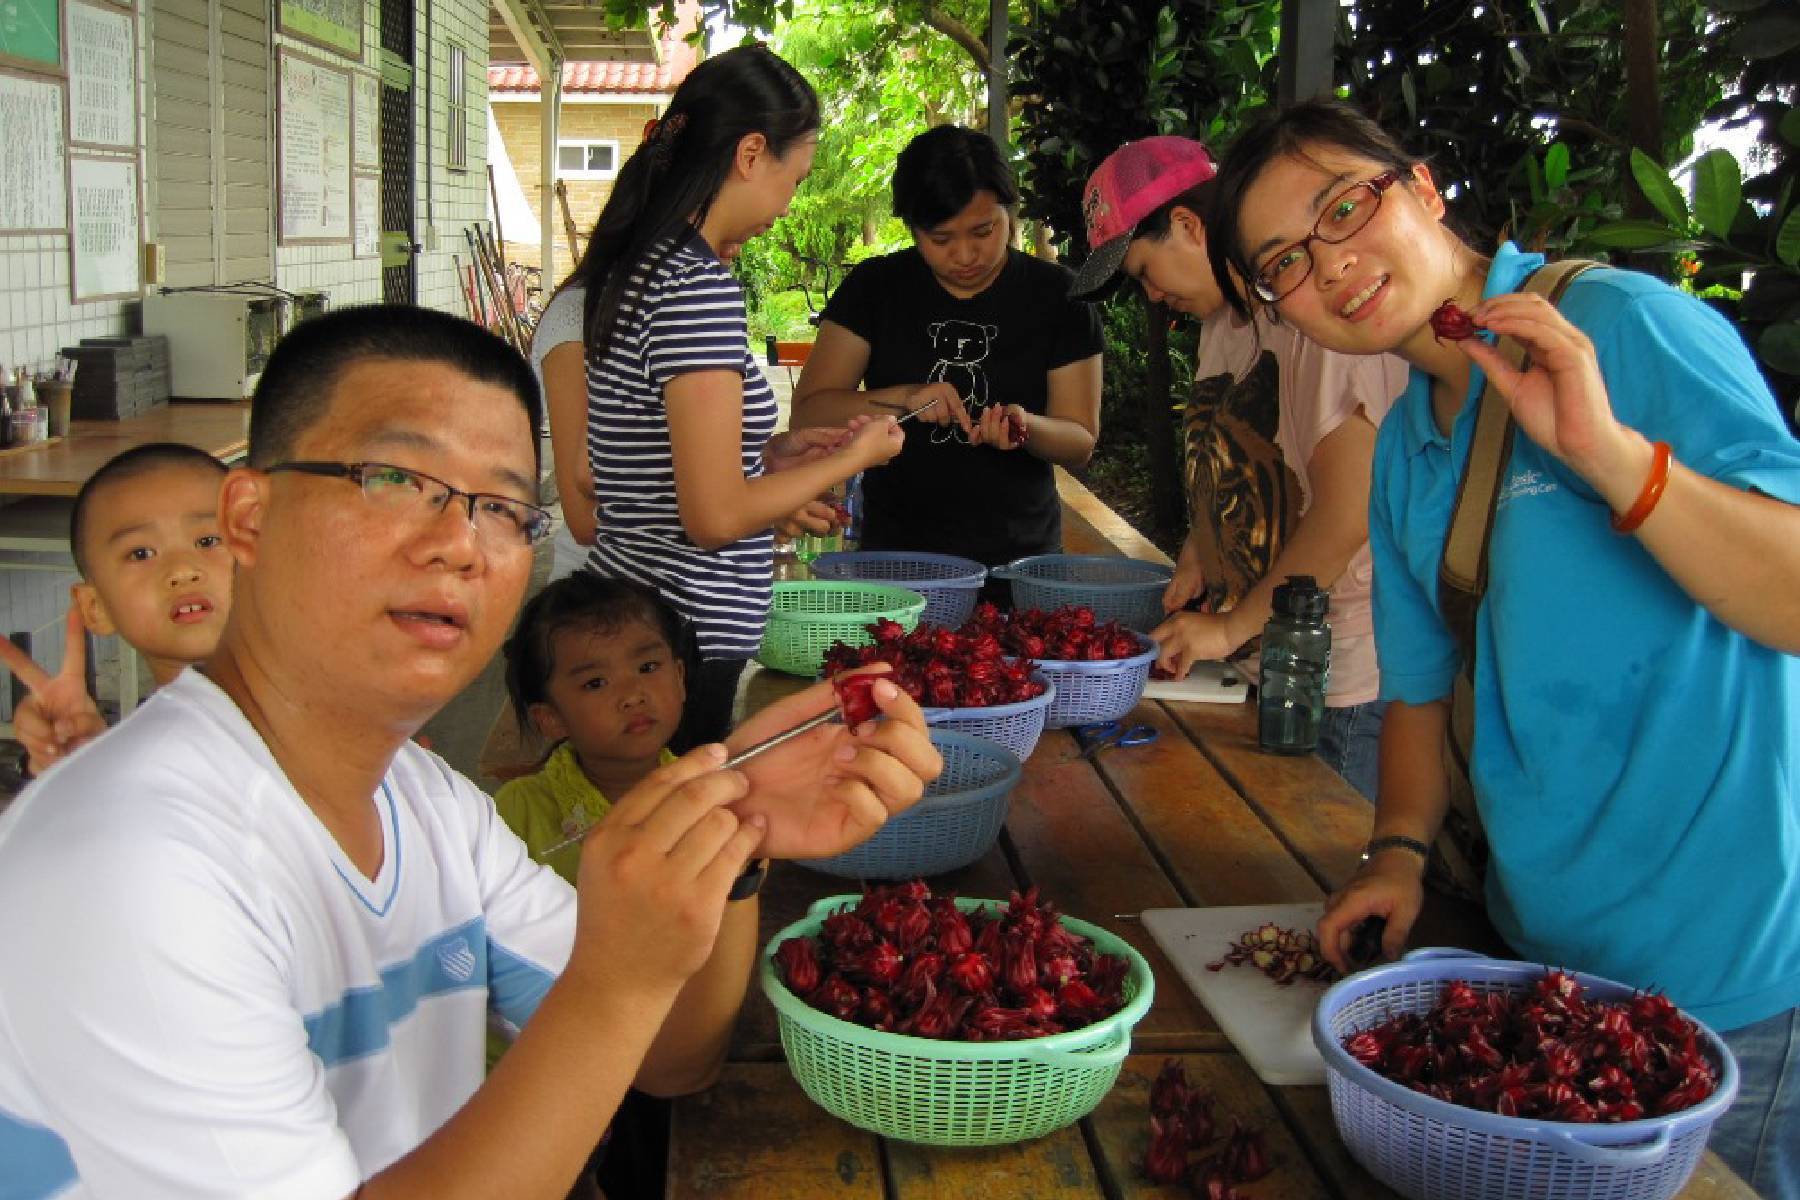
[1141,660,1249,704]
[1142,903,1330,1084]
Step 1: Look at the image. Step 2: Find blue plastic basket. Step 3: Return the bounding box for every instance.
[811,551,989,628]
[1314,950,1739,1200]
[922,673,1055,760]
[803,730,1022,879]
[991,554,1173,632]
[1037,633,1159,729]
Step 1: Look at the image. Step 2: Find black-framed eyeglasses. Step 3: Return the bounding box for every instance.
[267,461,555,549]
[1252,171,1402,304]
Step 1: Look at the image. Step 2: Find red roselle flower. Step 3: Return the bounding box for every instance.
[775,937,821,995]
[831,672,881,727]
[1429,299,1482,343]
[1150,1058,1191,1117]
[859,988,898,1031]
[1004,410,1030,447]
[945,952,995,994]
[819,911,875,953]
[892,904,934,952]
[1143,1117,1190,1184]
[1003,940,1039,995]
[934,908,974,955]
[845,940,904,987]
[808,975,861,1021]
[1222,1120,1272,1182]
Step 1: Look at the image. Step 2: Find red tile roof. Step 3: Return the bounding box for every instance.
[488,51,697,96]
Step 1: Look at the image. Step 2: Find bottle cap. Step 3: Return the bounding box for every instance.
[1271,574,1328,620]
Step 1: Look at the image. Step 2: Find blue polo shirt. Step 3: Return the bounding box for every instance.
[1370,242,1800,1032]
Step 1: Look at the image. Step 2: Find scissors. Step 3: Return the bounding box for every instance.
[1071,720,1158,762]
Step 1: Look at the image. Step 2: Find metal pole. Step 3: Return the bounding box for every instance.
[540,55,563,286]
[1277,0,1334,105]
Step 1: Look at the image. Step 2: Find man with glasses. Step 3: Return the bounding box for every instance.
[0,305,940,1199]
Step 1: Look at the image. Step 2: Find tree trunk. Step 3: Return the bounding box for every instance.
[1141,296,1184,539]
[1622,0,1662,221]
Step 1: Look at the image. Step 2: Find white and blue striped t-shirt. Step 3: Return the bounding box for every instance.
[0,670,577,1198]
[585,229,779,658]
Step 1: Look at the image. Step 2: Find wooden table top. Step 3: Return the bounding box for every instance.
[0,403,250,497]
[664,689,1755,1200]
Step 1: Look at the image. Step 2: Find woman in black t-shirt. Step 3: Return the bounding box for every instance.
[792,126,1105,568]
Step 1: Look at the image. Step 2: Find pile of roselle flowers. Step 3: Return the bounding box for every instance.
[1344,971,1719,1122]
[1206,923,1339,987]
[820,603,1144,710]
[1142,1060,1273,1197]
[773,880,1131,1041]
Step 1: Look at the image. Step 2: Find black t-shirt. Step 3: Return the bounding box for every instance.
[822,247,1104,567]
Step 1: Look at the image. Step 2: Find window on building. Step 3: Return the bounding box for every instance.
[556,140,620,180]
[447,43,468,170]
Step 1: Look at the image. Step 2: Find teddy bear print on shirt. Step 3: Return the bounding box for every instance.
[924,320,997,443]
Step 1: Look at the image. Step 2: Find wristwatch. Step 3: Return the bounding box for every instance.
[1361,835,1429,864]
[728,858,769,901]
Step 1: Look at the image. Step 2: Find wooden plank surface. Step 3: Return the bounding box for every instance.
[1090,701,1324,906]
[0,403,250,496]
[1002,726,1217,1052]
[1087,1054,1330,1199]
[666,1062,884,1199]
[885,1129,1099,1199]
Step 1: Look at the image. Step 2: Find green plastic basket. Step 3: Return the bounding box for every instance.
[759,895,1156,1146]
[756,581,927,677]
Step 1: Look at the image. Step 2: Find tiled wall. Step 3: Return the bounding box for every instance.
[273,0,489,314]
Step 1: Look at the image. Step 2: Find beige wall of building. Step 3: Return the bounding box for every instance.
[491,99,658,285]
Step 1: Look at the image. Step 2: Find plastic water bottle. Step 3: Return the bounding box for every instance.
[1257,575,1331,754]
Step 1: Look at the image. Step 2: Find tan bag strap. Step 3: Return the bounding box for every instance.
[1437,258,1599,663]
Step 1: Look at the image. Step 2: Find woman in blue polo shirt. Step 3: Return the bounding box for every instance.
[1206,99,1800,1198]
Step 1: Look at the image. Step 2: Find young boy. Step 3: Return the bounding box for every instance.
[0,442,230,775]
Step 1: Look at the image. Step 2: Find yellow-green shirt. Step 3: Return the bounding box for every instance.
[493,742,676,886]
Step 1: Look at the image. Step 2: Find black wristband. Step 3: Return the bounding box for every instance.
[1361,835,1429,864]
[728,858,769,901]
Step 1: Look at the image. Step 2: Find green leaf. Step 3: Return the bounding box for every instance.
[1544,142,1569,191]
[1692,150,1743,240]
[1729,11,1800,59]
[1582,220,1691,250]
[1630,149,1689,228]
[1781,108,1800,149]
[1757,321,1800,376]
[1777,205,1800,268]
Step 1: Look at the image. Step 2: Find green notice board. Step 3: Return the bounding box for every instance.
[0,0,62,72]
[279,0,363,59]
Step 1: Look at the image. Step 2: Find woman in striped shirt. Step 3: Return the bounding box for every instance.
[554,45,902,746]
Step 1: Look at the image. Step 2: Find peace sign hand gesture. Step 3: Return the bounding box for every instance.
[0,605,106,777]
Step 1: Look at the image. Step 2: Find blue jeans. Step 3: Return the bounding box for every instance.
[1711,1006,1799,1199]
[1314,698,1387,801]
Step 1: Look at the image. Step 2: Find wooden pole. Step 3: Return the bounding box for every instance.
[487,163,508,269]
[1623,0,1663,221]
[555,179,581,261]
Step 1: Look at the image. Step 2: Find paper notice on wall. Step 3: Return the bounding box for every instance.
[68,1,135,150]
[0,72,64,230]
[278,51,352,242]
[353,173,379,258]
[353,72,378,169]
[71,155,140,300]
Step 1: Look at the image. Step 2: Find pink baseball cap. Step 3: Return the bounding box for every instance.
[1070,136,1218,298]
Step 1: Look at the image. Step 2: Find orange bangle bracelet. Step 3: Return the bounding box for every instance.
[1610,440,1673,534]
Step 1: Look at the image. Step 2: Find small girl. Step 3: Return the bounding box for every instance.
[497,572,698,885]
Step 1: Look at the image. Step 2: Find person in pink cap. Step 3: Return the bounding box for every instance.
[1071,135,1408,799]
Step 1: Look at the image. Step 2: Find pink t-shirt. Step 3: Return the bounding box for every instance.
[1183,309,1407,705]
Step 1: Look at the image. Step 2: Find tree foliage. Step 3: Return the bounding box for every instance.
[1339,0,1732,253]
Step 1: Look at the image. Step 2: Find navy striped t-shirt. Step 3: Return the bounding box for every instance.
[585,229,778,659]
